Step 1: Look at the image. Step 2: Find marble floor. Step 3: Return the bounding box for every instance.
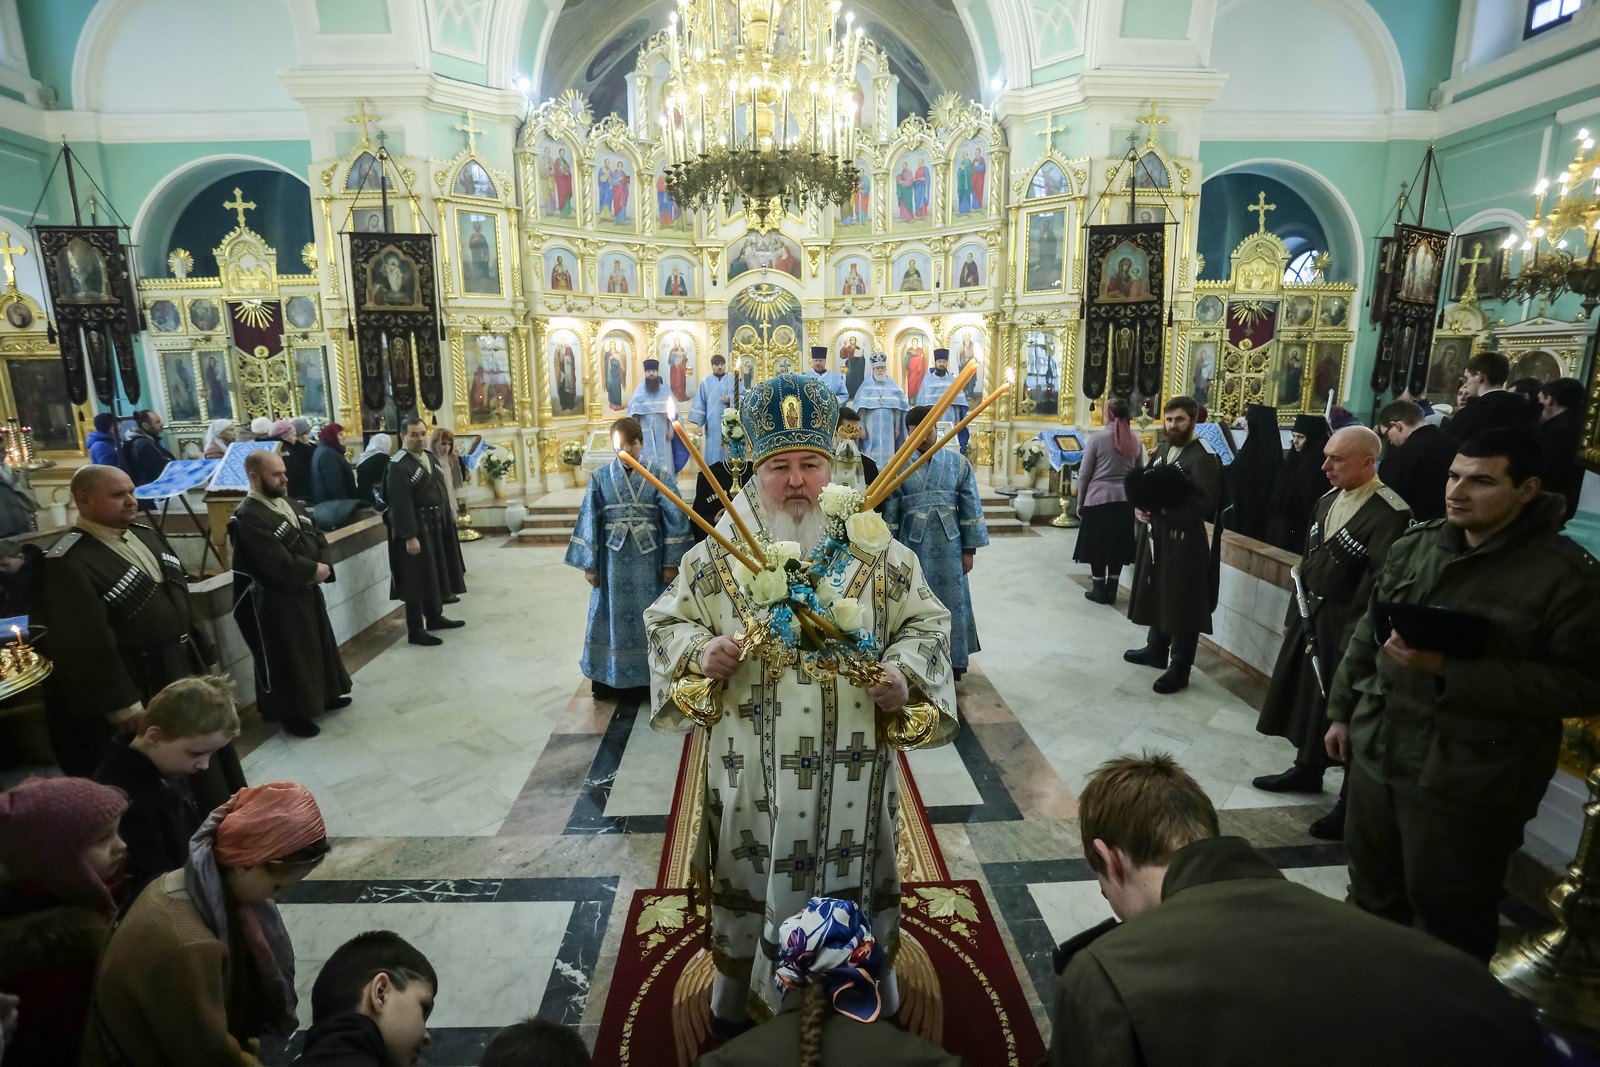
[218,513,1402,1064]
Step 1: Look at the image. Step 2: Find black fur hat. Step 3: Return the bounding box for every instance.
[1123,462,1192,510]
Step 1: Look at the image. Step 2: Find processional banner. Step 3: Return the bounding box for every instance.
[1084,223,1165,401]
[1371,224,1449,397]
[349,233,442,413]
[35,225,141,405]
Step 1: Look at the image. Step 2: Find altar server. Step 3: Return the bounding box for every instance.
[913,349,970,453]
[852,352,909,468]
[883,405,989,678]
[231,449,353,738]
[688,354,739,465]
[566,417,689,697]
[802,346,849,405]
[628,359,687,472]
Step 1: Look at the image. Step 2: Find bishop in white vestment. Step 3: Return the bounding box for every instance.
[644,374,957,1024]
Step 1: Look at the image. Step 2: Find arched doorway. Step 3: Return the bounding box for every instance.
[132,157,309,279]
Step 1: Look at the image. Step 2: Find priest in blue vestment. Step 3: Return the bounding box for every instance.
[628,358,688,471]
[913,348,970,453]
[687,354,739,464]
[565,417,690,695]
[851,352,909,467]
[882,405,989,677]
[802,346,849,405]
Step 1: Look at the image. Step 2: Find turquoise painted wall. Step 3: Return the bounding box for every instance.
[1367,0,1459,110]
[14,0,97,108]
[312,0,391,34]
[1121,0,1194,40]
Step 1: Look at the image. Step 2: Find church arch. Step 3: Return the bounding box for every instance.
[131,155,309,279]
[1211,0,1404,116]
[1200,159,1365,295]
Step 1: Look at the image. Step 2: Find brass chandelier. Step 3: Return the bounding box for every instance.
[659,0,866,227]
[1497,127,1600,305]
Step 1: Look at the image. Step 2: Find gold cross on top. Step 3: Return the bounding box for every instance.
[0,231,24,290]
[1036,112,1068,153]
[223,188,256,230]
[1248,190,1276,234]
[345,99,380,145]
[1136,100,1168,144]
[454,110,485,155]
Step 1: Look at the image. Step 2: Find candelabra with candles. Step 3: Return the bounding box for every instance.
[658,0,868,227]
[1499,127,1600,308]
[1,419,49,471]
[0,624,51,702]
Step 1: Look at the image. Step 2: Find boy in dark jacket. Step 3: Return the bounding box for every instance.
[92,675,240,901]
[294,930,437,1067]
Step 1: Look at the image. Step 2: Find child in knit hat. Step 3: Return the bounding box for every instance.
[0,776,129,1065]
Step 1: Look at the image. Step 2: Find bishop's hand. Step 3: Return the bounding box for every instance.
[699,635,744,681]
[866,663,910,711]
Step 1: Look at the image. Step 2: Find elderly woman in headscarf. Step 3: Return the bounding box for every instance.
[1223,404,1283,542]
[86,782,330,1067]
[355,432,393,509]
[1074,397,1145,606]
[0,777,128,1065]
[202,419,236,459]
[696,897,958,1066]
[1265,413,1332,553]
[308,423,362,530]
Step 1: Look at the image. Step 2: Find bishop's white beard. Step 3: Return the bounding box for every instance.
[757,488,828,552]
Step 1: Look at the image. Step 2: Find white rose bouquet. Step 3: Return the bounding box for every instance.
[1014,437,1048,474]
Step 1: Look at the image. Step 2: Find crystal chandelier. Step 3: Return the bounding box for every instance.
[659,0,866,227]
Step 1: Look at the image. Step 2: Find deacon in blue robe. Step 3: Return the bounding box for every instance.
[687,354,739,465]
[913,348,971,453]
[851,353,909,467]
[627,358,688,471]
[565,422,690,690]
[882,406,989,673]
[802,348,849,406]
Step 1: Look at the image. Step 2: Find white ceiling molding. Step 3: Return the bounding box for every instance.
[959,0,1034,91]
[0,94,308,144]
[1201,109,1438,142]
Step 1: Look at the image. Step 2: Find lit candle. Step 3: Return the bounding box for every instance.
[867,385,1011,507]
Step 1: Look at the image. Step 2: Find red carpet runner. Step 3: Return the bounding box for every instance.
[595,733,1046,1066]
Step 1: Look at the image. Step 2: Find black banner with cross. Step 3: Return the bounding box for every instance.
[1370,223,1450,398]
[35,225,141,405]
[1084,223,1166,401]
[348,232,442,414]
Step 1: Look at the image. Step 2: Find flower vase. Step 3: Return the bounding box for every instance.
[489,477,506,501]
[1013,490,1038,524]
[559,467,577,489]
[504,500,528,533]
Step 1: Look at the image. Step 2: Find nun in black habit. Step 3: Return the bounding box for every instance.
[1223,404,1283,542]
[1264,413,1331,553]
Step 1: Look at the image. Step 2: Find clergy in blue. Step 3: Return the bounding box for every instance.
[851,352,909,467]
[687,354,738,464]
[883,405,990,674]
[565,417,690,691]
[802,346,849,405]
[914,348,970,453]
[627,358,687,471]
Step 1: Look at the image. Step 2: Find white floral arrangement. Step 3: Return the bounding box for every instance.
[482,444,516,480]
[1014,437,1048,473]
[721,408,746,442]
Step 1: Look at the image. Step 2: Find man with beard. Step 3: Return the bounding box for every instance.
[645,373,957,1031]
[123,409,175,490]
[32,465,246,809]
[1326,429,1600,961]
[1125,396,1224,695]
[385,417,466,646]
[687,354,738,465]
[567,417,689,698]
[851,352,909,467]
[1254,427,1410,839]
[801,346,848,405]
[883,405,988,679]
[230,450,353,738]
[913,349,970,453]
[628,358,685,472]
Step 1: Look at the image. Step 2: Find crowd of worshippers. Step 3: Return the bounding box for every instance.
[0,743,591,1066]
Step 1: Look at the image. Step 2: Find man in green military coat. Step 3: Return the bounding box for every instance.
[1254,427,1411,839]
[1049,754,1546,1066]
[230,449,352,738]
[386,416,466,646]
[1327,428,1600,961]
[32,465,245,810]
[1125,396,1223,694]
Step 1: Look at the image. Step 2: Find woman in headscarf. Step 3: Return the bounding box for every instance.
[1265,413,1331,553]
[1223,404,1283,542]
[355,433,393,509]
[86,782,330,1066]
[695,897,958,1066]
[429,428,469,588]
[269,420,310,502]
[308,423,362,530]
[0,777,128,1065]
[202,419,236,459]
[1073,397,1144,606]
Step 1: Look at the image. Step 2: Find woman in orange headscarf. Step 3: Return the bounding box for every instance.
[85,783,330,1066]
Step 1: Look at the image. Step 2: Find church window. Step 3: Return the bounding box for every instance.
[1526,0,1582,36]
[1284,250,1322,285]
